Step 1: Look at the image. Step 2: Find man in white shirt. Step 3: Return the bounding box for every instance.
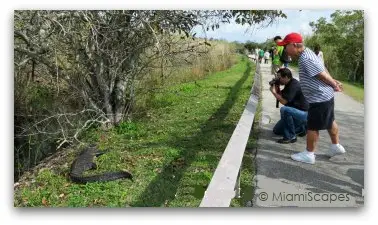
[264,51,270,64]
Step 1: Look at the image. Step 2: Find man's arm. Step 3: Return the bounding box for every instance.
[316,71,343,92]
[270,86,288,105]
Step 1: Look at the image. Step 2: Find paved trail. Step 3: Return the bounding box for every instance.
[252,62,364,207]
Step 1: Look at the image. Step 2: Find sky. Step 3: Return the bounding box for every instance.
[192,9,336,43]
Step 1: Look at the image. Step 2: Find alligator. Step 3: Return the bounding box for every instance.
[70,146,133,184]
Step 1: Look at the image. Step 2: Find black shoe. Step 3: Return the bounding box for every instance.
[297,131,307,137]
[277,137,297,144]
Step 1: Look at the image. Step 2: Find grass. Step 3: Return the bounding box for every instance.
[340,81,364,103]
[14,55,257,207]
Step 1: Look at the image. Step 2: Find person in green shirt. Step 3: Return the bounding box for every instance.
[258,49,264,63]
[272,36,284,77]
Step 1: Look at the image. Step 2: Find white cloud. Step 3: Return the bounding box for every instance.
[192,20,250,39]
[300,22,313,36]
[220,22,249,33]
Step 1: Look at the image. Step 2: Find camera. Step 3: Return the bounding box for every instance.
[269,77,281,86]
[269,77,281,108]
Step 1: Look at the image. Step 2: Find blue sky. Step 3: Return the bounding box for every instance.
[192,9,336,43]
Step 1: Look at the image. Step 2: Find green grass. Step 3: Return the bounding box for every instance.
[14,55,257,207]
[340,81,364,103]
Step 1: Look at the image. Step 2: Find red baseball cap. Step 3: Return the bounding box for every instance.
[277,33,303,46]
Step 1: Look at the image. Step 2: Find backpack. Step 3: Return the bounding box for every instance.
[279,47,291,64]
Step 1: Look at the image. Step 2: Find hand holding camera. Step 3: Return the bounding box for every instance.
[269,77,281,87]
[269,78,281,108]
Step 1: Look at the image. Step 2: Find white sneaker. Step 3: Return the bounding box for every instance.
[291,151,315,164]
[327,144,346,157]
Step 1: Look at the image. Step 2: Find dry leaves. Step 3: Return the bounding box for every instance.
[41,197,48,206]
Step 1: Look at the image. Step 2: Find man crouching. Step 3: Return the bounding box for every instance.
[270,68,309,143]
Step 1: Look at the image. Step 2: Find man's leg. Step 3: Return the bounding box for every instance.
[290,129,317,164]
[327,120,346,156]
[327,120,339,144]
[281,107,307,138]
[277,106,302,143]
[323,98,346,157]
[293,115,308,136]
[294,121,306,133]
[273,119,284,135]
[281,107,296,140]
[297,124,307,136]
[290,108,314,164]
[306,130,319,152]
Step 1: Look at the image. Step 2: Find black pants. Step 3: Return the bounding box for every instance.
[307,98,335,130]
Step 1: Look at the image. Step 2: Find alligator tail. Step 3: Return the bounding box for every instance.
[70,171,133,184]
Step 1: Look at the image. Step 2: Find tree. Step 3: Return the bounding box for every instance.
[244,41,259,53]
[308,10,364,83]
[15,10,286,125]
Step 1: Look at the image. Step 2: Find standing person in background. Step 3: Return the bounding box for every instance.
[264,50,270,64]
[314,45,324,66]
[277,32,345,164]
[272,36,284,77]
[259,48,265,63]
[270,47,274,62]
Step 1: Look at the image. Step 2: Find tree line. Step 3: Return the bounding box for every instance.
[242,10,364,86]
[306,10,364,84]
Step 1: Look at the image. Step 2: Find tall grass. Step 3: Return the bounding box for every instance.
[134,39,239,116]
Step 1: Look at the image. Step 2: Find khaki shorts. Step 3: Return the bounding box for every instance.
[271,64,281,77]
